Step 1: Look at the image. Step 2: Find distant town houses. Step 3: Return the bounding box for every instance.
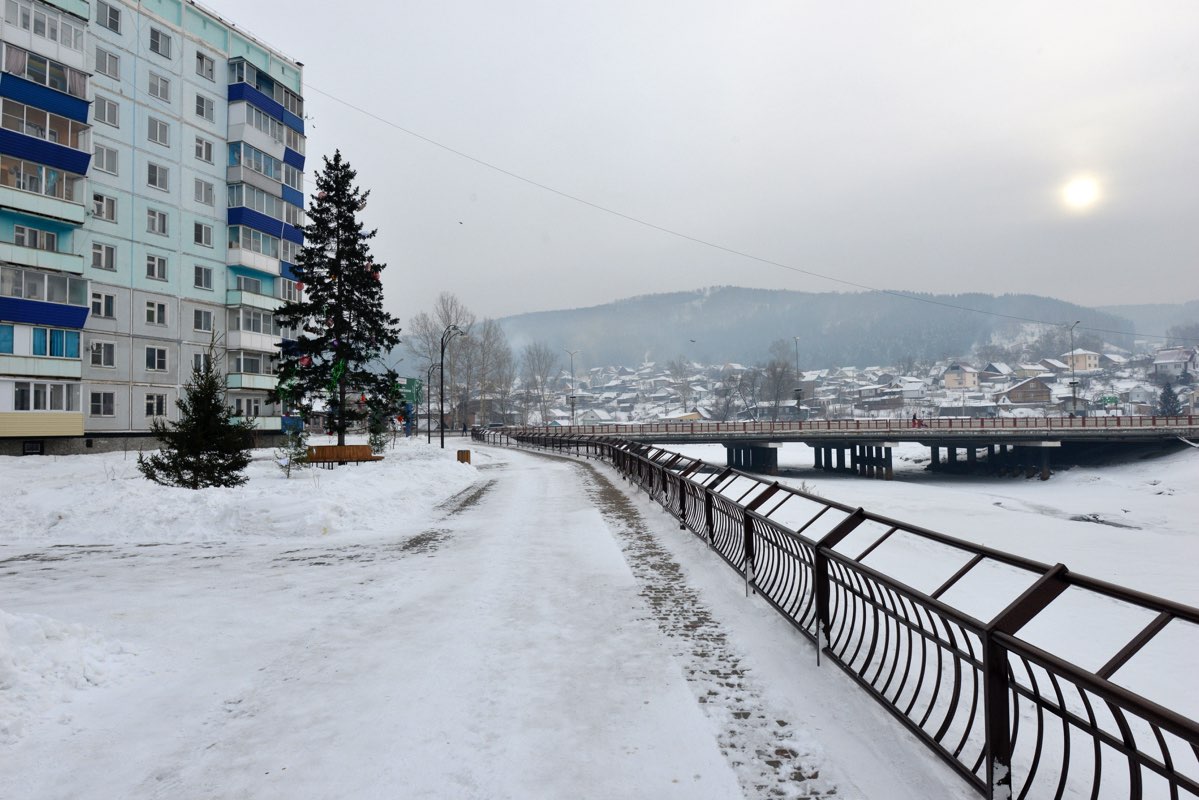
[464,339,1194,427]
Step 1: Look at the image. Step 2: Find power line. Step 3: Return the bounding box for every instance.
[302,82,1196,345]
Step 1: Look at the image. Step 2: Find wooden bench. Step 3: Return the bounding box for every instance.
[306,444,385,468]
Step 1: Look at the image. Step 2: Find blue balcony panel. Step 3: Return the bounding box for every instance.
[228,82,304,135]
[0,129,90,175]
[283,148,304,171]
[281,223,302,245]
[228,206,285,238]
[281,261,298,280]
[281,185,304,209]
[282,109,303,134]
[0,295,88,327]
[0,74,89,124]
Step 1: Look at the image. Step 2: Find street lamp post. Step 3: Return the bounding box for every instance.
[793,336,802,420]
[425,362,440,444]
[1068,320,1081,416]
[440,325,465,448]
[565,349,578,425]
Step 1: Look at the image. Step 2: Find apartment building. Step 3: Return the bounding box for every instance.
[0,0,304,455]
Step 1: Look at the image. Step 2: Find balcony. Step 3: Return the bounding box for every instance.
[0,241,83,274]
[226,373,275,391]
[226,246,280,275]
[225,329,280,352]
[0,184,83,225]
[0,354,81,379]
[225,289,281,312]
[232,414,291,432]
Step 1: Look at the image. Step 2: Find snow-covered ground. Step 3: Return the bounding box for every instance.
[1,434,1193,798]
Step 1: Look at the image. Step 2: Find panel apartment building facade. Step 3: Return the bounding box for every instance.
[0,0,304,455]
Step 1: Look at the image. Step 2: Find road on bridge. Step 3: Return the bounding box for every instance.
[1,446,971,799]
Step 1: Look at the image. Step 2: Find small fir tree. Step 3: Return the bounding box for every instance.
[270,150,402,446]
[138,348,256,489]
[276,426,310,478]
[1157,382,1183,416]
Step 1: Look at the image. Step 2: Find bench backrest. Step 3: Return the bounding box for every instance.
[307,445,376,460]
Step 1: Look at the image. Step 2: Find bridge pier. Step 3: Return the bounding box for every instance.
[724,442,779,475]
[930,446,940,469]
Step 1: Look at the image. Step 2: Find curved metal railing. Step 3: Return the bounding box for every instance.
[479,427,1199,800]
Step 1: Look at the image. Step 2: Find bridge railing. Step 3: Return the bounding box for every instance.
[494,415,1196,438]
[481,427,1199,800]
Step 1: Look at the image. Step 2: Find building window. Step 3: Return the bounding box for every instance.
[0,323,13,354]
[96,0,119,32]
[194,264,213,290]
[194,136,213,163]
[146,209,168,236]
[90,340,115,367]
[95,48,119,80]
[194,308,213,332]
[146,254,167,281]
[145,393,166,417]
[283,164,303,191]
[91,291,115,317]
[280,279,301,303]
[228,142,283,181]
[148,118,169,146]
[91,242,116,269]
[2,267,86,305]
[194,222,212,247]
[145,346,167,371]
[147,162,169,191]
[195,93,214,122]
[245,104,284,142]
[6,0,84,52]
[93,193,117,222]
[194,178,214,206]
[196,52,215,81]
[228,226,279,259]
[31,327,79,358]
[14,225,56,251]
[285,127,305,155]
[94,95,119,127]
[193,352,212,372]
[5,44,86,96]
[94,144,118,175]
[145,300,167,325]
[236,275,263,294]
[89,391,114,416]
[1,155,83,200]
[149,73,171,102]
[234,397,261,417]
[149,28,171,59]
[2,98,89,148]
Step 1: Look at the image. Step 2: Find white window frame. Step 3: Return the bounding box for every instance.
[193,308,213,332]
[195,93,214,122]
[194,136,214,163]
[96,0,119,32]
[145,393,167,417]
[194,178,214,206]
[147,117,169,146]
[89,391,115,416]
[147,162,169,191]
[146,208,168,236]
[90,290,115,317]
[196,52,215,81]
[146,254,167,281]
[148,72,171,102]
[95,47,119,79]
[194,221,212,247]
[93,193,117,221]
[145,346,167,372]
[194,264,213,290]
[94,144,118,175]
[149,28,171,59]
[94,95,118,127]
[90,340,115,367]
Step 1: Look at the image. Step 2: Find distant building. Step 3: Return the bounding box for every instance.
[942,363,979,390]
[997,377,1052,405]
[1152,347,1196,382]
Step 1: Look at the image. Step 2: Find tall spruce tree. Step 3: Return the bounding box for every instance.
[271,151,402,445]
[138,347,256,489]
[1157,382,1182,416]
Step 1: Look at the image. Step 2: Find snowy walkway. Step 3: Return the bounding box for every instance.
[1,444,972,799]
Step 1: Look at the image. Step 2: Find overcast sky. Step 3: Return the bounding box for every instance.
[206,1,1199,322]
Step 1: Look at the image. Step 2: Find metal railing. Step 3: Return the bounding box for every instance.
[480,428,1199,800]
[500,415,1197,438]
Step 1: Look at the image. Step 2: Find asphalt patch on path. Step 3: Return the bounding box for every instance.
[574,460,837,799]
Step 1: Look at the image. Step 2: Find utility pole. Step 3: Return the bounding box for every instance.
[565,349,578,424]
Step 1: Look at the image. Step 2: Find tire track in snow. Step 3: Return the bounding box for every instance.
[574,461,838,799]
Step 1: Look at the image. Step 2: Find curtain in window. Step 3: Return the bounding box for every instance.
[68,68,85,98]
[4,44,26,75]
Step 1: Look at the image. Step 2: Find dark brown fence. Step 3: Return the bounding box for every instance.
[480,428,1199,800]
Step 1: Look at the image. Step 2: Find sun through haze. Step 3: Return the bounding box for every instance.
[203,0,1199,319]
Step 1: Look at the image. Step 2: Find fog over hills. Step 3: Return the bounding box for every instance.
[496,287,1194,370]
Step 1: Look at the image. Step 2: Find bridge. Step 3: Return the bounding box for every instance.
[494,415,1199,479]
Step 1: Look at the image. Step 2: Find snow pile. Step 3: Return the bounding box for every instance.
[3,435,480,545]
[0,608,131,744]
